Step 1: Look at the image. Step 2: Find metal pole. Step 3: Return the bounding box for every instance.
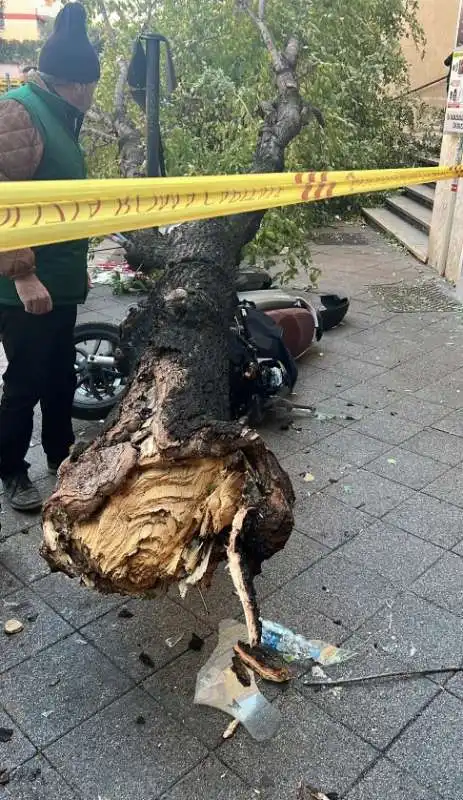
[144,35,161,178]
[438,0,463,276]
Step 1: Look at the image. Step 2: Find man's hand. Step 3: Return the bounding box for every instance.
[14,274,53,315]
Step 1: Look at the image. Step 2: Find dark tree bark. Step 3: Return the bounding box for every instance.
[42,5,317,650]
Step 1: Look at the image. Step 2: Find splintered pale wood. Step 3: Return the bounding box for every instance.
[42,434,294,597]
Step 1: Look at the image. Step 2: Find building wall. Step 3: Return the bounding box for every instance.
[403,0,460,106]
[0,0,57,43]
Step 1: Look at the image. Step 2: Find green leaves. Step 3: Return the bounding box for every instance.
[81,0,428,280]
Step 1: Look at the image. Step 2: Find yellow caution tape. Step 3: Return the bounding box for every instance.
[0,165,460,253]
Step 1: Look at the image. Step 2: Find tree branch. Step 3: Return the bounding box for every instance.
[238,0,285,74]
[258,0,266,20]
[114,58,129,117]
[96,0,115,45]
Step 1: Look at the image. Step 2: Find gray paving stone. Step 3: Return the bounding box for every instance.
[259,426,306,459]
[169,563,243,629]
[346,757,442,800]
[338,382,402,411]
[0,589,72,673]
[432,408,463,438]
[159,756,253,800]
[143,635,238,749]
[384,493,463,550]
[314,429,390,467]
[319,356,389,383]
[350,411,423,445]
[305,667,439,749]
[366,365,440,393]
[345,592,463,678]
[326,469,413,517]
[384,396,450,427]
[0,563,22,598]
[33,572,124,628]
[412,552,463,617]
[2,756,79,800]
[255,531,328,600]
[388,692,463,799]
[295,368,358,402]
[357,342,421,369]
[285,550,397,630]
[262,418,341,454]
[338,521,441,589]
[313,396,374,425]
[403,428,463,466]
[1,634,133,747]
[294,494,373,550]
[45,688,207,800]
[415,376,463,408]
[347,328,407,351]
[0,708,36,772]
[425,464,463,509]
[281,449,352,497]
[0,526,50,584]
[0,504,39,542]
[366,447,449,490]
[261,584,351,645]
[82,595,210,681]
[219,691,376,798]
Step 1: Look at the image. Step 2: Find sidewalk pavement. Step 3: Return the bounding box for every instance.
[1,223,463,799]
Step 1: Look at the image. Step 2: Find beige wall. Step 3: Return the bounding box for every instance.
[403,0,460,106]
[1,0,57,43]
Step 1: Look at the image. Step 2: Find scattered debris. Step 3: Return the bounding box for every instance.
[118,607,134,619]
[136,715,146,725]
[297,782,337,800]
[233,641,290,683]
[304,473,315,483]
[4,619,23,635]
[197,587,210,615]
[231,655,252,687]
[165,633,184,649]
[0,728,13,743]
[303,665,463,688]
[139,652,155,668]
[261,619,354,666]
[188,633,204,652]
[387,458,397,465]
[41,710,54,719]
[311,665,328,681]
[195,619,282,741]
[0,769,10,786]
[223,718,240,740]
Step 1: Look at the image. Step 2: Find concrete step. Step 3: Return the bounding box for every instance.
[404,183,435,209]
[385,194,432,234]
[362,207,428,262]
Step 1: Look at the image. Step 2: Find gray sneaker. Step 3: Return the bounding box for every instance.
[2,472,42,512]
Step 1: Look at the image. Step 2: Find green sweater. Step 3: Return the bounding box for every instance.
[0,82,88,306]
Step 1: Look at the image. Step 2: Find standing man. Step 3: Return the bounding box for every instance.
[0,2,100,511]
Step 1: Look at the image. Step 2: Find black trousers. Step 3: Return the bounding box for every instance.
[0,305,77,479]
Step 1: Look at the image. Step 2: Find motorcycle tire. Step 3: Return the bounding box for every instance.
[73,321,124,421]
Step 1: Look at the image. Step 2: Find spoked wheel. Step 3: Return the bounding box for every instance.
[73,322,126,420]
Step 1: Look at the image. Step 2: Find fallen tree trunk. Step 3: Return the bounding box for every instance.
[42,5,317,651]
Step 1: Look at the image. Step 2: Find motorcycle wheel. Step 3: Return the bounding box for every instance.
[73,322,125,421]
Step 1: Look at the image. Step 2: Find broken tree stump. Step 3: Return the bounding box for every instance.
[41,6,320,651]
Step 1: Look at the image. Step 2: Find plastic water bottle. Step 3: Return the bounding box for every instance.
[261,619,352,665]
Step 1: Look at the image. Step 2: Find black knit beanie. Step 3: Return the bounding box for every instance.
[39,2,100,84]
